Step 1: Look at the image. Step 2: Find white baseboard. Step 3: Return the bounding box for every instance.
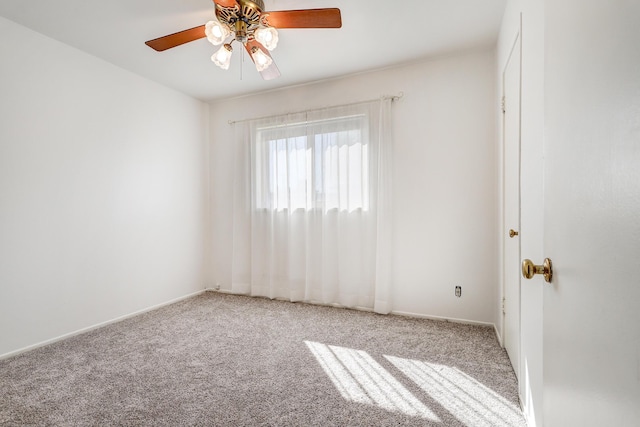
[0,290,206,360]
[204,287,238,295]
[206,289,498,332]
[494,323,504,347]
[205,288,375,312]
[3,289,503,359]
[390,310,496,329]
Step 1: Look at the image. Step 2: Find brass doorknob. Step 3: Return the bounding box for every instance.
[522,258,553,283]
[509,229,519,238]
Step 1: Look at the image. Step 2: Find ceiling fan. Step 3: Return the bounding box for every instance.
[145,0,342,81]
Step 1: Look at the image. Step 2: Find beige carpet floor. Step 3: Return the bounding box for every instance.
[0,292,526,426]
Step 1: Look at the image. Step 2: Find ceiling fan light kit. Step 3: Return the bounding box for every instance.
[145,0,342,80]
[250,46,273,71]
[205,20,230,45]
[212,43,234,70]
[254,26,279,51]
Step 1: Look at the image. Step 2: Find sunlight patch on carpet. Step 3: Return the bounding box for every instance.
[385,356,523,427]
[304,341,440,421]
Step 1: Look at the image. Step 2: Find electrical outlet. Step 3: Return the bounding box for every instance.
[455,286,462,297]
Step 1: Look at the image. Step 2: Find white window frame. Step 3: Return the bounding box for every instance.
[254,114,371,212]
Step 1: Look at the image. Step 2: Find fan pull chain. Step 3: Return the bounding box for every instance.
[240,45,244,81]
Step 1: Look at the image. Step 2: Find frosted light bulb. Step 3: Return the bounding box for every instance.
[251,47,273,72]
[254,27,279,51]
[205,20,230,45]
[212,44,233,70]
[212,26,223,38]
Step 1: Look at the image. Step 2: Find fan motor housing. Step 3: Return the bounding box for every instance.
[216,0,265,43]
[240,0,265,12]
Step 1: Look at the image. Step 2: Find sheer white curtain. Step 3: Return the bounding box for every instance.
[230,99,393,313]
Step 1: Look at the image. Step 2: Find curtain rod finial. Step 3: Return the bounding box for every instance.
[382,92,404,102]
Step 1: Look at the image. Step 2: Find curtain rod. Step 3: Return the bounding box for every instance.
[227,92,404,125]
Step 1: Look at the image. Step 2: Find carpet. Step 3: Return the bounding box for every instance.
[0,292,526,426]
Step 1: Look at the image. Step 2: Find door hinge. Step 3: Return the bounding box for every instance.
[501,96,506,114]
[502,297,506,315]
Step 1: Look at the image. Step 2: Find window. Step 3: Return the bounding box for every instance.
[254,114,370,212]
[229,98,393,311]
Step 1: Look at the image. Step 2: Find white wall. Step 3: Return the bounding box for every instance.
[0,17,209,357]
[209,50,498,324]
[497,1,545,425]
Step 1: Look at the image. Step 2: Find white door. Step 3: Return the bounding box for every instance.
[542,1,640,425]
[502,33,521,379]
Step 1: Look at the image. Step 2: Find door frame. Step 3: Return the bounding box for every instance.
[500,28,523,380]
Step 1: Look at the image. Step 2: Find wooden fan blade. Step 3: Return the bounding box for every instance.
[263,8,342,29]
[145,25,206,51]
[244,40,281,81]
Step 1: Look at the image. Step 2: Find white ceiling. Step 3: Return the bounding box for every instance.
[0,0,506,101]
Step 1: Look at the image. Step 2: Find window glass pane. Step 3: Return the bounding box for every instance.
[256,114,369,212]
